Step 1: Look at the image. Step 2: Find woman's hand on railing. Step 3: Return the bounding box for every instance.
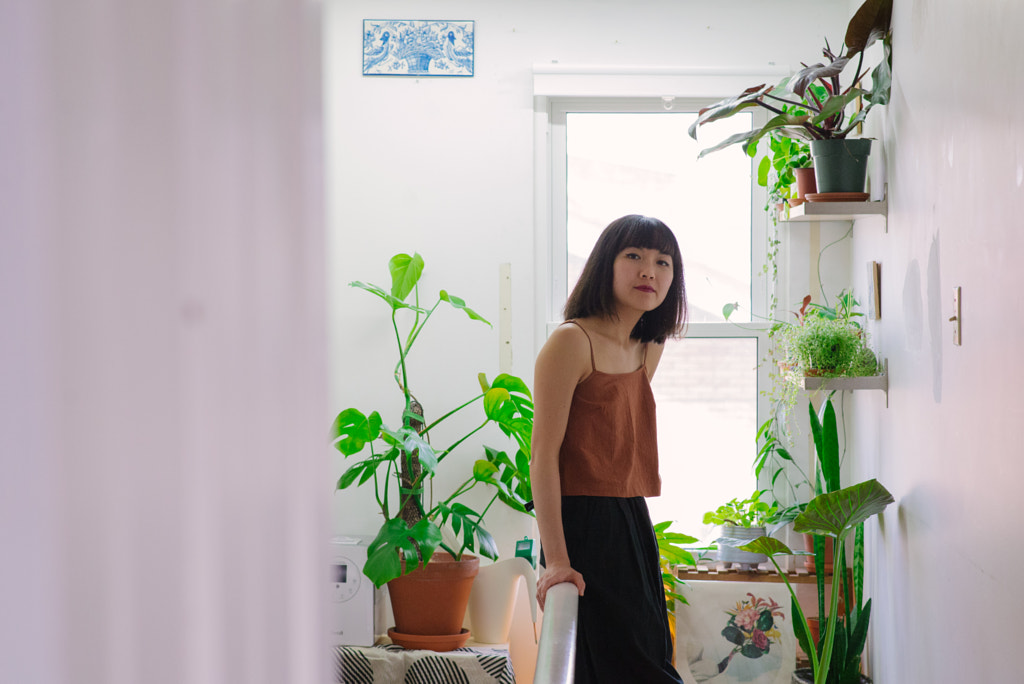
[535,582,580,684]
[536,563,585,610]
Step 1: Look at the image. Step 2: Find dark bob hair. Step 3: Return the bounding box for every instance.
[563,214,687,343]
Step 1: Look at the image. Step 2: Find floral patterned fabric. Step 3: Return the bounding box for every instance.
[676,581,796,684]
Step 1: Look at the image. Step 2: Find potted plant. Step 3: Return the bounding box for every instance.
[331,252,534,649]
[758,134,814,222]
[779,292,879,379]
[740,478,894,684]
[704,490,779,570]
[688,0,892,195]
[748,395,886,683]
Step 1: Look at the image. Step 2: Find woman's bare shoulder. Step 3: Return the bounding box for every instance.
[536,322,592,378]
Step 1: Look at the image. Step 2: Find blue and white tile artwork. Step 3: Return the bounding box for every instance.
[362,20,474,77]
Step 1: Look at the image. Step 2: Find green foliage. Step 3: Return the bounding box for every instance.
[654,521,700,616]
[782,318,864,377]
[331,252,535,587]
[702,490,779,528]
[780,292,879,378]
[688,0,892,157]
[756,128,813,217]
[739,479,893,684]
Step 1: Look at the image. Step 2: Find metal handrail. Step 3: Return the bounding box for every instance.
[533,583,579,684]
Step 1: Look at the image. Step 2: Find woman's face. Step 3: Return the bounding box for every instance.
[611,246,673,315]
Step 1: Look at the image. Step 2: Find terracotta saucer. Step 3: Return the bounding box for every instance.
[805,192,870,202]
[388,627,471,652]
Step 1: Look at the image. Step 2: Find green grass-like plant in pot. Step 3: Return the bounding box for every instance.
[780,291,879,378]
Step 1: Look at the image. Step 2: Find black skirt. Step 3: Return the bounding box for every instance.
[550,496,683,684]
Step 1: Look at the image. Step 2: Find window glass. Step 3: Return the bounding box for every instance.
[566,112,753,323]
[561,107,762,536]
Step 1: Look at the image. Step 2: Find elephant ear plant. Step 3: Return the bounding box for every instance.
[741,481,893,684]
[331,252,534,588]
[744,396,893,684]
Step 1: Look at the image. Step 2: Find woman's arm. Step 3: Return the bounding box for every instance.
[530,324,590,609]
[645,339,667,381]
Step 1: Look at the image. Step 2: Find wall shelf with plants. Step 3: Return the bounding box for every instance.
[792,358,889,407]
[783,195,887,230]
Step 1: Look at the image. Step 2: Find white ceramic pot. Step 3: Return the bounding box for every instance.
[716,525,768,569]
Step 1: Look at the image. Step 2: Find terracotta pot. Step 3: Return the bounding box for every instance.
[794,167,818,202]
[388,552,479,639]
[803,534,834,573]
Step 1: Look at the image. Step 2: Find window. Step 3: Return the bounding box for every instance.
[545,97,773,538]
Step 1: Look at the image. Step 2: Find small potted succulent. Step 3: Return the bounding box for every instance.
[704,490,779,570]
[689,0,892,195]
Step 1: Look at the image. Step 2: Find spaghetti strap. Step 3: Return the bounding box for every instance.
[560,320,596,372]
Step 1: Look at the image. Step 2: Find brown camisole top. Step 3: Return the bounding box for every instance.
[558,321,661,498]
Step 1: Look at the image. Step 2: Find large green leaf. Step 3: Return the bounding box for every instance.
[793,479,894,539]
[812,89,866,126]
[844,0,893,57]
[439,290,491,325]
[483,387,512,420]
[402,431,438,475]
[491,373,533,399]
[350,280,426,312]
[792,58,852,99]
[388,253,424,302]
[756,155,771,186]
[844,598,872,674]
[737,535,795,557]
[809,400,841,494]
[688,84,773,138]
[363,517,442,587]
[696,128,765,158]
[472,459,500,482]
[336,452,391,490]
[330,409,382,456]
[866,43,892,106]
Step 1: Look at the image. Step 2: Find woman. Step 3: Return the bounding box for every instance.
[532,214,687,683]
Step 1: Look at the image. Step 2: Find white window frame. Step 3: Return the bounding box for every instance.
[532,67,789,492]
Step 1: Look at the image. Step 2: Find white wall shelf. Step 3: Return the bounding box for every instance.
[790,359,889,406]
[783,197,888,231]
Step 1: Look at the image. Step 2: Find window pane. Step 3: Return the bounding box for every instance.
[566,111,753,322]
[563,108,760,535]
[646,338,758,537]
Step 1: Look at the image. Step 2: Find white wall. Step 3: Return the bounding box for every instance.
[0,2,330,683]
[325,1,852,681]
[325,0,851,548]
[849,0,1024,681]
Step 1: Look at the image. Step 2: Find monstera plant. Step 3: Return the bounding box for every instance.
[331,252,534,588]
